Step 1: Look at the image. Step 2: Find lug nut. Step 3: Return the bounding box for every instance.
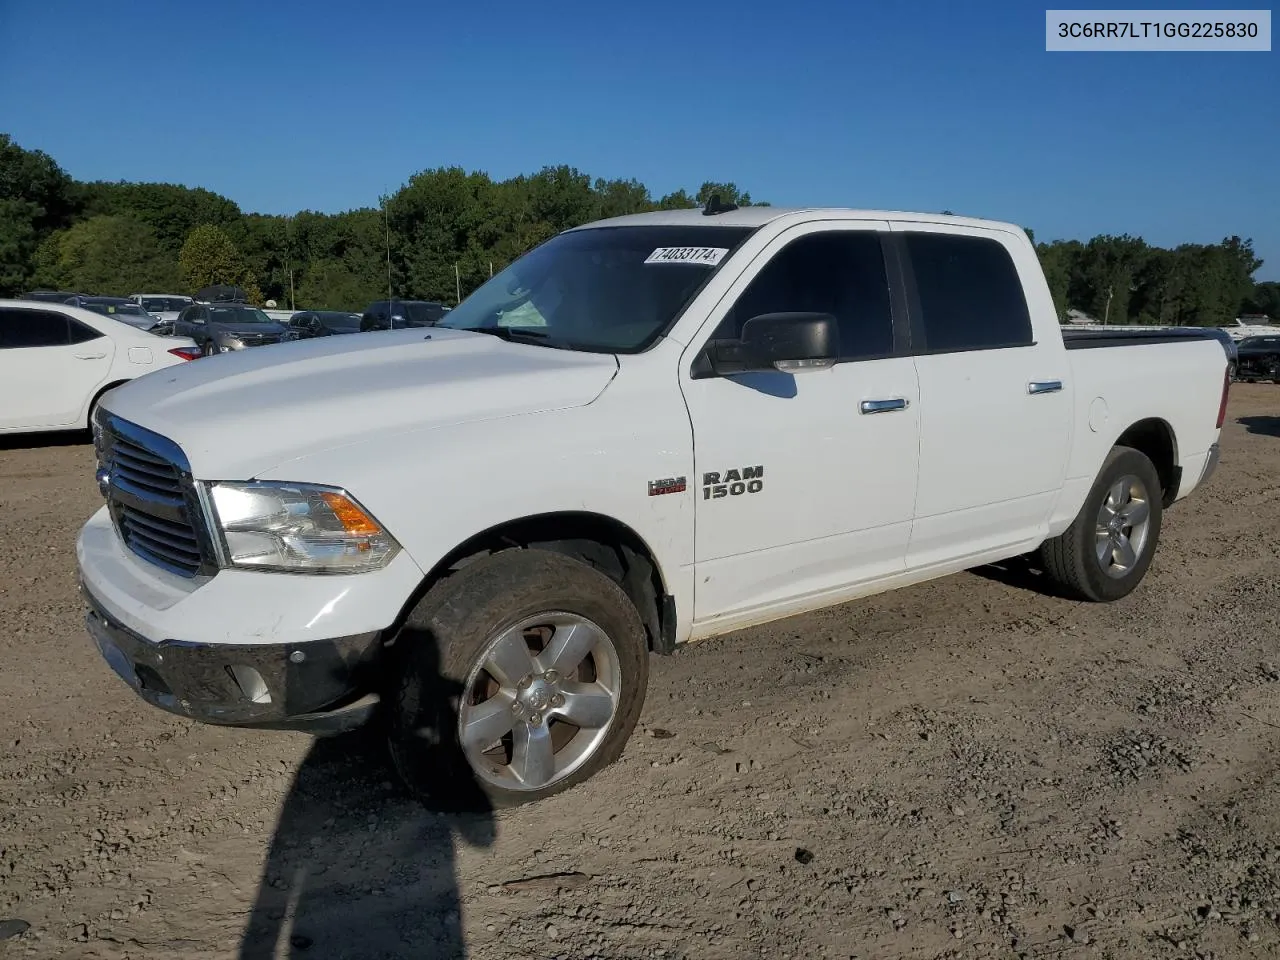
[528,713,542,725]
[551,693,565,707]
[518,675,532,689]
[511,701,524,715]
[544,670,560,684]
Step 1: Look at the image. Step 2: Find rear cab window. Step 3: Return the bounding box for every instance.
[901,231,1033,353]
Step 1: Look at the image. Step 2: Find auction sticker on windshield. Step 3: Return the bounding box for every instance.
[644,247,730,266]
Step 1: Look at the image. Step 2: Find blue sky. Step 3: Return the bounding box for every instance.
[1,0,1276,278]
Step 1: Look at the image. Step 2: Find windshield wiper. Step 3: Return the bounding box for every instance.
[449,325,598,352]
[452,325,550,340]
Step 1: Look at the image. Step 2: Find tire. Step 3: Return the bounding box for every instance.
[201,340,219,357]
[386,548,650,811]
[1038,445,1163,603]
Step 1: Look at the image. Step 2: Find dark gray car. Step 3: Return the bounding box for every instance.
[169,303,296,355]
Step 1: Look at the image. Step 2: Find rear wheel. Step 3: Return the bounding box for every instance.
[386,548,650,810]
[1038,445,1163,602]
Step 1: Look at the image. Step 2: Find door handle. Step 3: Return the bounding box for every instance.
[75,353,107,360]
[1027,380,1063,395]
[859,398,908,414]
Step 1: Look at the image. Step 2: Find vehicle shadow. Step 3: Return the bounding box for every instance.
[969,553,1064,597]
[1237,416,1280,438]
[0,429,90,451]
[238,639,495,959]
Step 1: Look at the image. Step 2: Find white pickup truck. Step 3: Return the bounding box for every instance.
[77,206,1230,809]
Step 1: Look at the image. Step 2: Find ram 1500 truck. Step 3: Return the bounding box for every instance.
[77,206,1230,808]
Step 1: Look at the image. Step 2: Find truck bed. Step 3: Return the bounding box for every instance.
[1060,327,1219,350]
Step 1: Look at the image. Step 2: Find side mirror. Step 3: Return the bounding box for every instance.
[696,312,839,377]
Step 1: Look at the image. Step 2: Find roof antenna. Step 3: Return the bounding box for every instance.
[702,192,739,216]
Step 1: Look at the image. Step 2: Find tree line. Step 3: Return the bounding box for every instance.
[2,133,1275,324]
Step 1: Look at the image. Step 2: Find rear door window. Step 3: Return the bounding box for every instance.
[0,308,76,348]
[903,232,1033,353]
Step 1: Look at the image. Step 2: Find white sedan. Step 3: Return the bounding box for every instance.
[0,299,200,435]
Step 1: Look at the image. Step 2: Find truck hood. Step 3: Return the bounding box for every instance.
[102,327,619,478]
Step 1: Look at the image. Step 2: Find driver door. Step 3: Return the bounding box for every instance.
[680,221,922,627]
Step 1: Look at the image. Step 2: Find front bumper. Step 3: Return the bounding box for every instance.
[83,582,382,734]
[76,504,426,734]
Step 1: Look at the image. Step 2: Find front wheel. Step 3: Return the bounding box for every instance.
[1038,445,1163,602]
[386,548,650,810]
[201,340,219,357]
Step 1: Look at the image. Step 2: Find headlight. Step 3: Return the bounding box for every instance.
[207,481,400,573]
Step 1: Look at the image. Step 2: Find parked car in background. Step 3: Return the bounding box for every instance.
[1223,315,1278,341]
[0,298,198,434]
[166,302,296,356]
[288,310,363,338]
[22,289,83,303]
[66,296,159,330]
[1235,334,1280,382]
[360,298,450,331]
[194,284,252,304]
[129,294,194,326]
[77,205,1230,810]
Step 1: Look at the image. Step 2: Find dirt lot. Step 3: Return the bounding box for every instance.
[2,387,1279,960]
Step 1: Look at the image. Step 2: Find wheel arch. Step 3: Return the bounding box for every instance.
[85,379,131,429]
[391,511,676,656]
[1113,417,1179,506]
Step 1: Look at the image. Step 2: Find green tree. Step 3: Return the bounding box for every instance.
[295,258,384,311]
[1244,280,1280,318]
[230,213,292,305]
[78,181,240,254]
[31,215,179,295]
[1072,235,1149,324]
[694,181,765,207]
[1036,240,1081,321]
[0,134,78,295]
[179,224,262,302]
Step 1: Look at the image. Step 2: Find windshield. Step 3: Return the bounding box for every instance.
[436,224,755,352]
[403,302,446,324]
[83,301,145,318]
[209,305,273,324]
[141,297,191,312]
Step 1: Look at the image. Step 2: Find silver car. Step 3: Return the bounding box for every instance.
[130,293,195,327]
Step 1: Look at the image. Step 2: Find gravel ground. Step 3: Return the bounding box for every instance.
[2,386,1280,960]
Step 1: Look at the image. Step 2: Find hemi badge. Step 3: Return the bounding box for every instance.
[647,476,687,497]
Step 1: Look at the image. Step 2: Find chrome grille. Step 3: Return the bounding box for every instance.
[96,413,217,578]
